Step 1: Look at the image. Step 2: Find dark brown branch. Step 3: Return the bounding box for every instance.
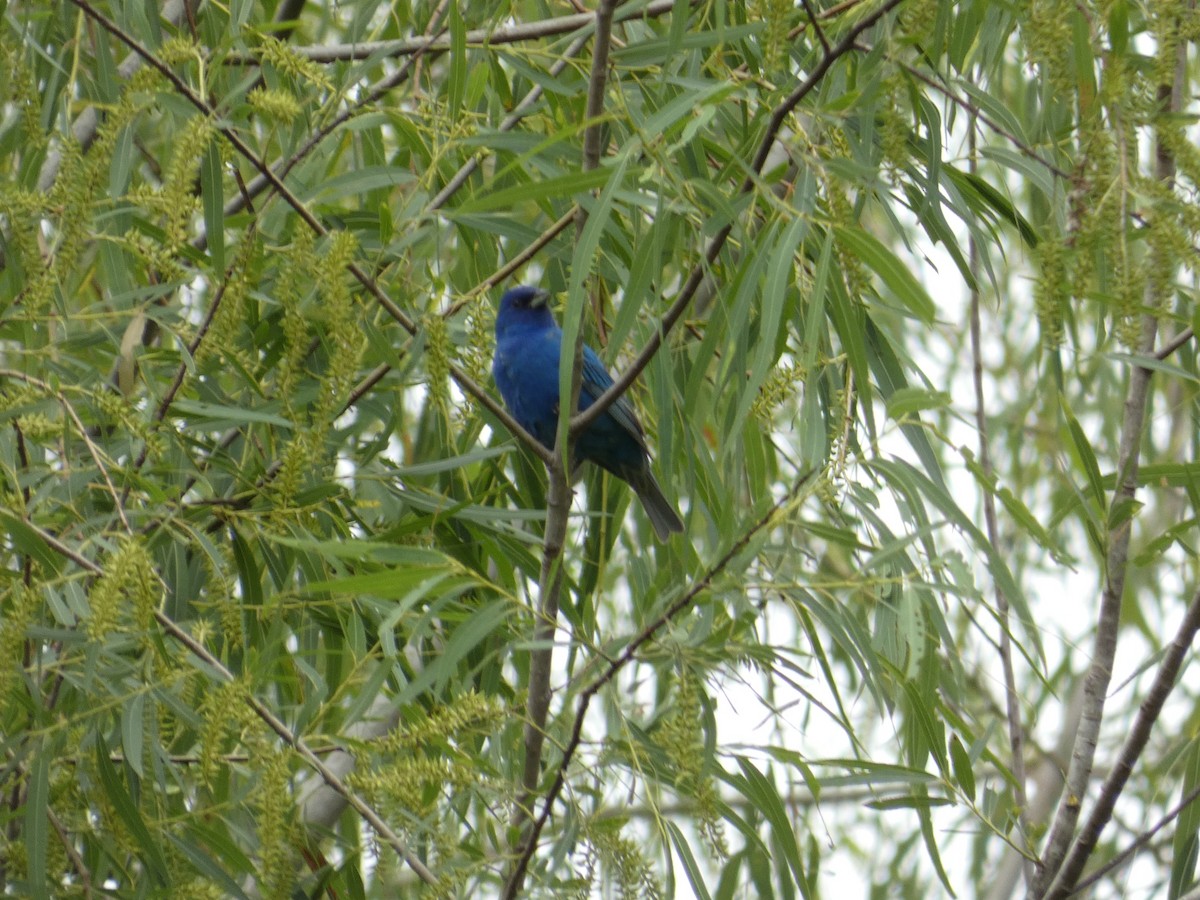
[799,0,830,53]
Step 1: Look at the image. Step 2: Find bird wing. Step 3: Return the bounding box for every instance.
[580,344,646,446]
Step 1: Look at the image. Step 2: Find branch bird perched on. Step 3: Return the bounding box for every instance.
[493,286,684,541]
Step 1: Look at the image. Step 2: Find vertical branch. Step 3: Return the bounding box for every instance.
[1035,15,1186,893]
[968,101,1031,888]
[507,2,618,891]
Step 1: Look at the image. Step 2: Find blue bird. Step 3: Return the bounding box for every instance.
[493,286,684,541]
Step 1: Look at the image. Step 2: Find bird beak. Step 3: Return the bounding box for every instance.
[530,289,550,307]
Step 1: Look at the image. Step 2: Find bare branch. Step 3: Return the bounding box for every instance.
[224,0,681,64]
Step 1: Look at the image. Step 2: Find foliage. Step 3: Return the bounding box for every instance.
[2,0,1200,897]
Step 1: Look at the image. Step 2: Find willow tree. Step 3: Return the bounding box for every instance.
[2,0,1199,897]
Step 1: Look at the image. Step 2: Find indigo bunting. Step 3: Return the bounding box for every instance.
[493,286,684,540]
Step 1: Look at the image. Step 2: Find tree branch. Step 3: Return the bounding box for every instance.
[507,3,618,889]
[967,109,1032,890]
[1045,584,1200,897]
[225,0,681,64]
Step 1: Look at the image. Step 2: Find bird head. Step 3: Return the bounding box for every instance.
[496,286,554,337]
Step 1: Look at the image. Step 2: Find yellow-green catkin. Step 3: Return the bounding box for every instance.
[823,128,868,303]
[273,231,363,509]
[424,313,453,422]
[658,671,728,859]
[313,230,363,420]
[879,73,911,174]
[756,0,792,73]
[259,36,334,92]
[198,677,257,788]
[26,99,137,317]
[0,586,39,699]
[1033,238,1068,351]
[1027,0,1074,99]
[86,538,159,641]
[464,298,494,388]
[586,825,665,900]
[751,360,806,425]
[195,236,257,370]
[256,750,296,900]
[247,87,302,125]
[351,692,503,817]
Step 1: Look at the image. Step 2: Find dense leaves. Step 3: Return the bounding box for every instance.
[2,0,1200,897]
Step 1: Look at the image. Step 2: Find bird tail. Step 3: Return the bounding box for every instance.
[627,466,684,541]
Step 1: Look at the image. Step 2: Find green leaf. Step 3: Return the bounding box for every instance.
[25,743,49,899]
[950,734,975,802]
[833,224,936,323]
[168,399,293,428]
[886,387,951,420]
[201,137,224,272]
[1173,738,1200,898]
[94,742,170,885]
[733,757,808,892]
[665,820,714,900]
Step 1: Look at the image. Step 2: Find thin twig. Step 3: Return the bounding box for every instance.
[799,0,830,52]
[125,251,242,489]
[451,208,578,316]
[48,806,93,898]
[896,60,1070,182]
[967,100,1032,889]
[1068,781,1200,896]
[426,32,593,213]
[503,473,812,896]
[1156,325,1194,361]
[570,0,906,437]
